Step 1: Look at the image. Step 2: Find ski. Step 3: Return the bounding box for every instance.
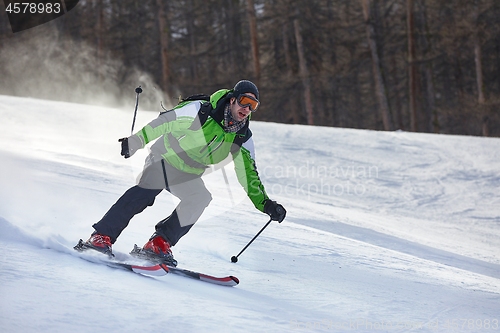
[110,261,239,287]
[74,239,239,287]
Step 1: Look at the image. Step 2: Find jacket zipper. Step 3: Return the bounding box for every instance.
[206,141,224,157]
[199,135,217,154]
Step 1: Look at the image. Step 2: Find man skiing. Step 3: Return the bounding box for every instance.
[79,80,286,266]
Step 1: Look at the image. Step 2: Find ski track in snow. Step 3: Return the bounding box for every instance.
[1,95,500,333]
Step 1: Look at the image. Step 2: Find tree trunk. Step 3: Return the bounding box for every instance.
[390,53,404,130]
[246,0,260,84]
[419,0,438,133]
[156,0,170,97]
[293,12,314,125]
[407,0,418,132]
[473,0,488,136]
[472,1,484,106]
[361,0,393,131]
[474,40,485,106]
[282,23,301,124]
[187,0,198,82]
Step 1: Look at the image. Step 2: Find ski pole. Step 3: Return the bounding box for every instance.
[221,166,235,205]
[231,214,279,263]
[131,86,143,135]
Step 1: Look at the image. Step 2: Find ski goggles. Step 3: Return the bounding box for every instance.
[236,94,260,112]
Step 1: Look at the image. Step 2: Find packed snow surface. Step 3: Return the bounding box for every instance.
[1,95,499,332]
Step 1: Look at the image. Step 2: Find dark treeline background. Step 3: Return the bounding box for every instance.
[1,0,499,136]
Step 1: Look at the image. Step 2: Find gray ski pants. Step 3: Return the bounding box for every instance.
[92,158,212,245]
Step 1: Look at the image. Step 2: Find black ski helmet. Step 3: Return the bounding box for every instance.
[233,80,259,100]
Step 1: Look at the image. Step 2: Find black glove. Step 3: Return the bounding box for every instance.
[264,200,286,223]
[118,138,130,158]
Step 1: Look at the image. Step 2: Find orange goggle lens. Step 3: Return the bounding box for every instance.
[237,94,260,112]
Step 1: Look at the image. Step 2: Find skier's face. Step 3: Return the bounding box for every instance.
[230,93,257,122]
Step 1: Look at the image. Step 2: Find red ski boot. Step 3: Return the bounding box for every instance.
[131,234,177,266]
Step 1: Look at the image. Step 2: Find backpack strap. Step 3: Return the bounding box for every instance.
[188,93,231,131]
[188,102,213,130]
[180,94,210,103]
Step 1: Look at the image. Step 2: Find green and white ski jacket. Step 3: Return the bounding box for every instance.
[131,97,269,212]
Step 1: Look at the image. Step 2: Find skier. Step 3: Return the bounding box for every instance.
[80,80,286,265]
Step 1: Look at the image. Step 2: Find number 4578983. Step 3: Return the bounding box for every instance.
[5,2,61,14]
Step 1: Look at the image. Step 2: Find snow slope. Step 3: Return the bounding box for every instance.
[0,95,499,332]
